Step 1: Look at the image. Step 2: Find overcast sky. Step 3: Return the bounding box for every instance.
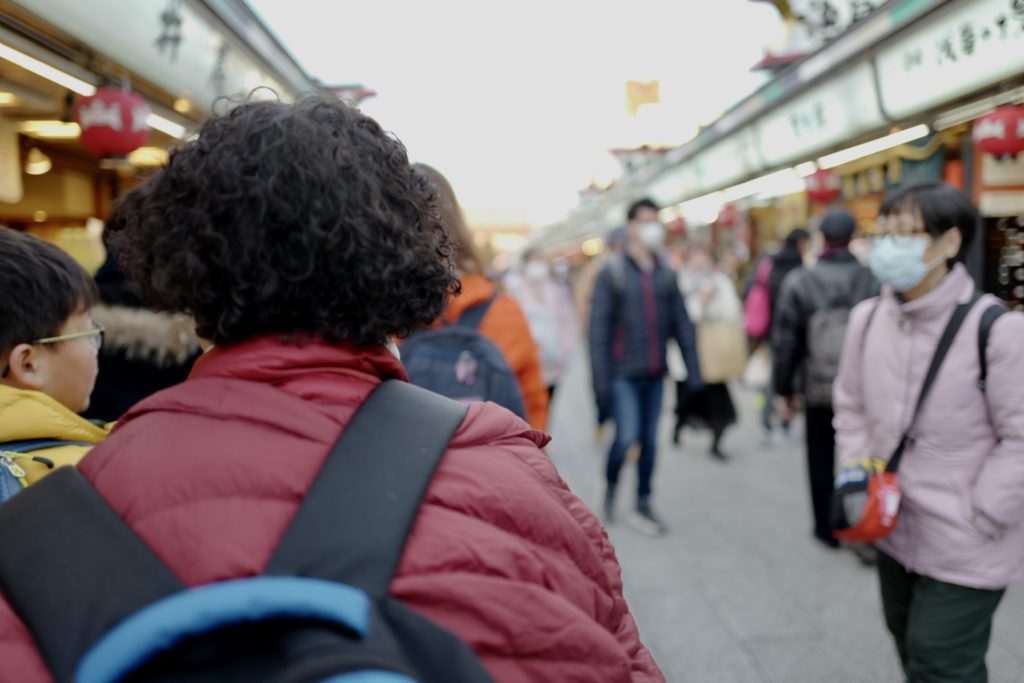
[247,0,783,228]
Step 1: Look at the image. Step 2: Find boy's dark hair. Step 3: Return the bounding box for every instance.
[107,95,458,347]
[0,227,97,358]
[627,198,659,222]
[880,182,977,263]
[784,228,810,250]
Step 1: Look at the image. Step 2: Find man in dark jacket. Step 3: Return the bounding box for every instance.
[589,198,703,536]
[773,208,879,549]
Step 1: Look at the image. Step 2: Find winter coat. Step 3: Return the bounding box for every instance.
[0,384,108,485]
[0,337,663,683]
[834,265,1024,590]
[668,270,742,382]
[83,304,202,422]
[589,254,702,414]
[772,249,878,398]
[83,256,201,423]
[768,248,805,331]
[442,273,549,430]
[505,273,578,387]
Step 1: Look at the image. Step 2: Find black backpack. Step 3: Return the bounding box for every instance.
[0,381,494,683]
[402,295,526,420]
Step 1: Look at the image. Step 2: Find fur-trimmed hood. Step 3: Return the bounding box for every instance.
[91,304,201,367]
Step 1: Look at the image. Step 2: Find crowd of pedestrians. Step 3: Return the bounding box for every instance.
[1,94,1022,682]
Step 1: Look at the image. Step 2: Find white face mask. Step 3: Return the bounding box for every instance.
[638,222,666,251]
[524,260,549,283]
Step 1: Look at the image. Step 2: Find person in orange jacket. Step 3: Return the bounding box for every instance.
[415,164,549,431]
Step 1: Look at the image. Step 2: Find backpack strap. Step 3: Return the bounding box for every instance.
[886,292,982,473]
[0,468,186,683]
[978,302,1007,392]
[265,380,468,597]
[0,439,94,453]
[454,293,497,331]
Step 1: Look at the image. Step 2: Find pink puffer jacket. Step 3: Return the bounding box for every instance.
[834,265,1024,590]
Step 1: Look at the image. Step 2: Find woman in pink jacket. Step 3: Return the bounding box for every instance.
[834,183,1024,682]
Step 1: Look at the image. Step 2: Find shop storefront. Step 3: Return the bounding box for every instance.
[0,0,320,269]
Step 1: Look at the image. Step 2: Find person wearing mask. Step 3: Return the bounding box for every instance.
[414,164,549,431]
[506,248,578,400]
[673,248,741,458]
[834,183,1024,682]
[589,198,703,536]
[773,209,878,549]
[0,97,663,682]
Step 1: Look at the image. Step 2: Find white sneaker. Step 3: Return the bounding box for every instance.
[628,503,667,537]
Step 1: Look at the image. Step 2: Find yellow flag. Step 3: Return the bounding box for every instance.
[625,80,660,115]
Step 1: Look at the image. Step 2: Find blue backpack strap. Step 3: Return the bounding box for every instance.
[454,293,497,331]
[978,301,1007,392]
[0,467,186,683]
[265,380,467,595]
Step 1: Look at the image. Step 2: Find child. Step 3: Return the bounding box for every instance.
[0,227,108,496]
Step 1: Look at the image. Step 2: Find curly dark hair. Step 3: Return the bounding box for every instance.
[107,95,458,346]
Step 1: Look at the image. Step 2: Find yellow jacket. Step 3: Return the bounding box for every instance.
[0,384,109,486]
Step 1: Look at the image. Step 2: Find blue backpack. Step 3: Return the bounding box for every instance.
[402,294,527,420]
[0,381,494,683]
[0,440,91,504]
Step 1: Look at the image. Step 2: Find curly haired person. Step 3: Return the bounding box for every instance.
[0,96,663,683]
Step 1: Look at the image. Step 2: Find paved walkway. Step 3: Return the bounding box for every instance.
[546,352,1024,683]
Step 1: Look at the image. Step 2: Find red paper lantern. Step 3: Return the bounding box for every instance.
[715,203,739,228]
[805,168,841,204]
[73,87,150,158]
[973,105,1024,159]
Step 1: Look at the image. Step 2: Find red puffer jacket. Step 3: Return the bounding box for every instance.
[0,337,663,683]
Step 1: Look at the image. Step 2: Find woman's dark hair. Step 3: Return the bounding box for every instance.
[627,198,659,222]
[108,96,458,346]
[879,182,977,263]
[0,227,97,357]
[784,228,810,251]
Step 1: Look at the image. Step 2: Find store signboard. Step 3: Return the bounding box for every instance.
[877,0,1024,119]
[14,0,296,112]
[689,127,764,196]
[0,115,23,204]
[756,62,884,167]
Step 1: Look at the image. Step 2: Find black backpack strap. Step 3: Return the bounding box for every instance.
[455,294,497,331]
[978,302,1007,392]
[0,468,186,683]
[887,292,981,473]
[265,380,468,597]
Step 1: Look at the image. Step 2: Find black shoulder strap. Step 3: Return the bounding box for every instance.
[455,293,497,331]
[265,380,468,597]
[0,468,185,683]
[887,292,982,473]
[978,302,1007,392]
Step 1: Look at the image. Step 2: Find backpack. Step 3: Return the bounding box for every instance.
[744,257,773,340]
[0,380,495,683]
[402,294,526,420]
[803,269,874,407]
[0,439,91,504]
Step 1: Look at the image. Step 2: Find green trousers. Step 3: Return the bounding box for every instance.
[878,551,1005,683]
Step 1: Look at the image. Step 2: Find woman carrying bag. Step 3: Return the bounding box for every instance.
[832,183,1024,683]
[671,249,745,459]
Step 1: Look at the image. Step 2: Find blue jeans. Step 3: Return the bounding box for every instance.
[606,376,664,501]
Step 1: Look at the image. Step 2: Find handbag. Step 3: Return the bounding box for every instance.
[742,345,772,390]
[744,258,773,339]
[697,321,748,384]
[832,294,981,544]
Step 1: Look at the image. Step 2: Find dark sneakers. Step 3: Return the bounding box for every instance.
[629,500,668,537]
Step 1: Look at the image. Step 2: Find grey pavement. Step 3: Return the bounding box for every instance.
[546,351,1024,683]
